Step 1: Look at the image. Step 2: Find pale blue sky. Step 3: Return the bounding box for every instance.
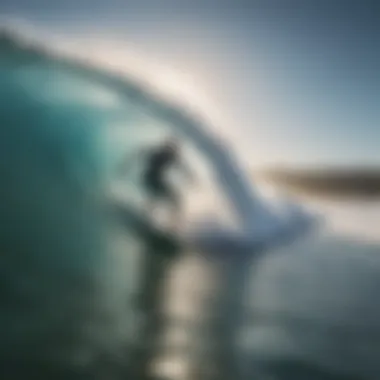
[1,0,379,168]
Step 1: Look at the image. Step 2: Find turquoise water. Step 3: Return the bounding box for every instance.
[2,31,380,380]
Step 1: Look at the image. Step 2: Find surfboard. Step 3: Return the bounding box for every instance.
[110,201,182,257]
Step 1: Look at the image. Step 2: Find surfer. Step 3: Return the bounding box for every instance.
[122,137,195,229]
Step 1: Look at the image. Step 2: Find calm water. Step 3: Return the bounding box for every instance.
[246,200,380,380]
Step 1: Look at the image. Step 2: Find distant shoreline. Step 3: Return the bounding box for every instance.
[259,168,380,199]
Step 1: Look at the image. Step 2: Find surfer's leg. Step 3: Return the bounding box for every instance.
[143,176,160,217]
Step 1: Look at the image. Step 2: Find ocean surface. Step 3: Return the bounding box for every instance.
[1,30,380,380]
[158,199,380,380]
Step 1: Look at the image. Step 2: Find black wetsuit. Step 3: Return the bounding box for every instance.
[143,146,178,198]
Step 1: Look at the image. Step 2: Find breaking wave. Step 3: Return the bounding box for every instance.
[0,28,317,377]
